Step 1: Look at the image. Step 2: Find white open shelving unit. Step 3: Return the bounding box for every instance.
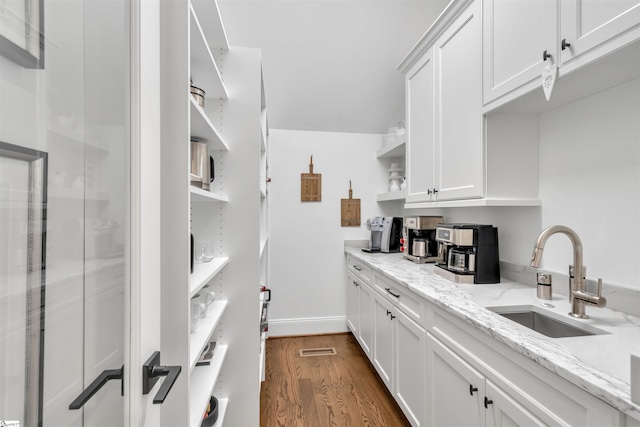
[376,135,406,202]
[160,0,266,425]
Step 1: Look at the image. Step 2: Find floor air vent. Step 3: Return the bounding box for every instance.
[299,347,337,357]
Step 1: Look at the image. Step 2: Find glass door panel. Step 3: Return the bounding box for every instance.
[0,0,129,425]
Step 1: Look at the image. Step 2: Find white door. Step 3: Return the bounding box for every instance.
[560,0,640,68]
[0,0,165,425]
[405,49,436,204]
[483,0,558,104]
[427,334,485,427]
[435,0,484,201]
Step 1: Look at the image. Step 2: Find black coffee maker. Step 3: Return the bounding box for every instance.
[362,217,403,253]
[434,223,500,284]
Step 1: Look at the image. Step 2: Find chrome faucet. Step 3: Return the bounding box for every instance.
[530,225,606,318]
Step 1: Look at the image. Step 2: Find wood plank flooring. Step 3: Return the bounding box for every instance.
[260,333,412,427]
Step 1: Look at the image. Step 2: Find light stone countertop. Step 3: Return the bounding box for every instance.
[344,246,640,421]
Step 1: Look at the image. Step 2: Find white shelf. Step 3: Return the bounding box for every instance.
[190,98,228,150]
[190,0,229,51]
[189,300,229,370]
[376,188,407,202]
[189,4,228,100]
[376,136,406,158]
[404,197,543,209]
[189,345,228,427]
[190,186,229,203]
[189,257,230,297]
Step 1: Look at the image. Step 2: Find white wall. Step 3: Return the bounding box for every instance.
[268,129,402,335]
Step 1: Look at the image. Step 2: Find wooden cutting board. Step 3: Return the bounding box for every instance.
[301,155,321,201]
[341,181,360,227]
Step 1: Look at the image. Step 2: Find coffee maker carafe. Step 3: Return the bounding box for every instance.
[401,216,443,263]
[434,223,500,284]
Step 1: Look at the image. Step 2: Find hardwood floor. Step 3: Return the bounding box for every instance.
[260,333,412,427]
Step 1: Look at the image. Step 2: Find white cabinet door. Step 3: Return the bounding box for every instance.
[406,49,436,203]
[358,282,374,357]
[483,0,558,105]
[394,310,427,427]
[485,381,546,427]
[435,0,484,201]
[346,273,359,335]
[427,334,484,427]
[372,295,394,391]
[560,0,640,69]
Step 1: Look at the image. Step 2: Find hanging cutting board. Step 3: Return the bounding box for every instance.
[341,180,360,227]
[301,155,322,201]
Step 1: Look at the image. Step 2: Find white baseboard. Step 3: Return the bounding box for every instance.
[267,316,348,337]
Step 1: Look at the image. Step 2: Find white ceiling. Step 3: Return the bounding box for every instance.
[218,0,449,134]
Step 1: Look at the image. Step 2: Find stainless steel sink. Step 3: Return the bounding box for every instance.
[487,305,608,338]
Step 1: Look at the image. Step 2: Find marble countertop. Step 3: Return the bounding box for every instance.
[344,246,640,421]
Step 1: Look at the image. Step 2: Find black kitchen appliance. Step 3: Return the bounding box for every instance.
[434,223,500,284]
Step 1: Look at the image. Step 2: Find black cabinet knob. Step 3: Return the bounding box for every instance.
[543,50,551,61]
[484,396,494,408]
[469,385,478,396]
[561,39,571,50]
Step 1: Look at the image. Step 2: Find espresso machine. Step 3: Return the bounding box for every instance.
[362,217,403,253]
[401,216,443,263]
[434,223,500,284]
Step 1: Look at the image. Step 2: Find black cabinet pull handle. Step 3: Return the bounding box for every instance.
[69,366,124,410]
[385,288,400,298]
[427,189,432,195]
[353,265,362,271]
[561,39,571,50]
[484,396,493,408]
[433,188,438,194]
[386,310,392,316]
[543,50,551,61]
[390,314,396,320]
[353,281,359,287]
[469,385,478,395]
[143,351,182,404]
[265,288,271,302]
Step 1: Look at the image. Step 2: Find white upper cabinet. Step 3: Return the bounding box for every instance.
[483,0,558,106]
[435,0,483,201]
[405,49,436,203]
[402,0,483,204]
[560,0,640,71]
[483,0,640,112]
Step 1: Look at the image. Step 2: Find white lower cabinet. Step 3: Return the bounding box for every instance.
[373,295,394,390]
[427,333,484,427]
[372,288,427,427]
[346,268,373,357]
[427,333,546,427]
[345,255,625,427]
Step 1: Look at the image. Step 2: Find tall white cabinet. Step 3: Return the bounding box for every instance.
[159,1,266,426]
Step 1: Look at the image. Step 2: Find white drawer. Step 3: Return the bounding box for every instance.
[346,254,372,284]
[374,272,425,325]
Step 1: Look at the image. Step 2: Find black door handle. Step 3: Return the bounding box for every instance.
[143,351,182,404]
[265,288,271,302]
[69,365,124,410]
